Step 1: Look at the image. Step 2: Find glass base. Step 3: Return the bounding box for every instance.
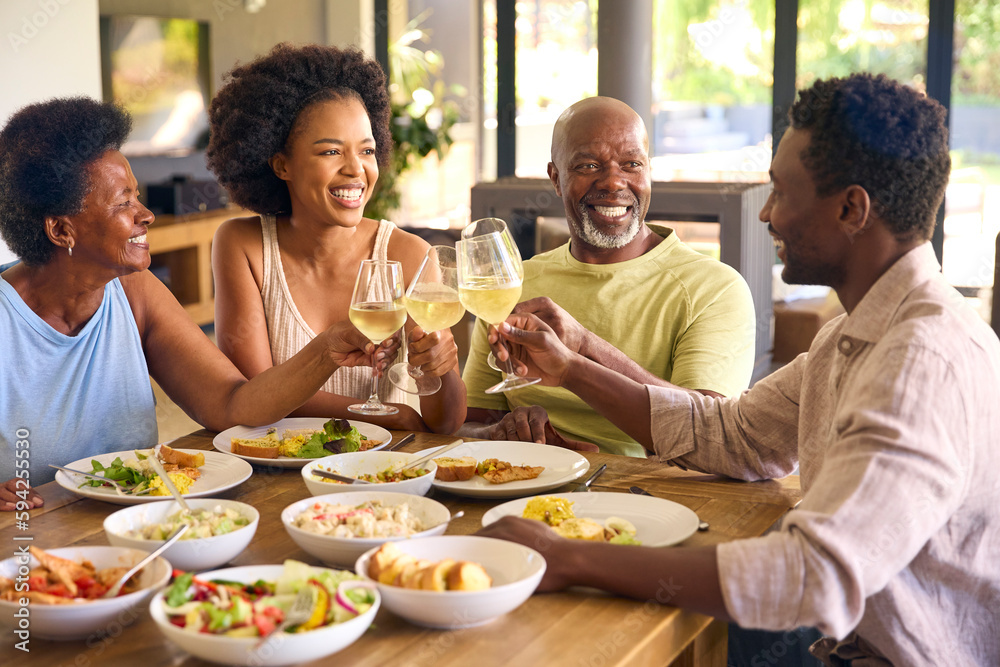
[387,363,442,396]
[348,401,399,416]
[485,375,541,394]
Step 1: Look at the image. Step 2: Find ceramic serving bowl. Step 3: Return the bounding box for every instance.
[0,546,171,640]
[148,564,379,666]
[103,498,259,571]
[302,451,436,497]
[282,490,451,567]
[354,535,545,629]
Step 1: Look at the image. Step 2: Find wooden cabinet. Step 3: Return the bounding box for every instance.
[146,208,245,325]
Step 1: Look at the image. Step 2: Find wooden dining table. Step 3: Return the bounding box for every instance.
[2,430,801,667]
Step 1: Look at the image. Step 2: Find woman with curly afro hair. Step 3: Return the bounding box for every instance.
[207,43,466,434]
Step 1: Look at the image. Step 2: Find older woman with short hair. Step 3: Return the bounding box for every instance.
[0,97,378,510]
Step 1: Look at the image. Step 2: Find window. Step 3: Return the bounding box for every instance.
[947,0,999,322]
[651,0,775,184]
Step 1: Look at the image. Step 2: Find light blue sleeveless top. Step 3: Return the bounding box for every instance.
[0,275,158,486]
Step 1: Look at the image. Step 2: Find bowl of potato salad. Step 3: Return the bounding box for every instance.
[104,498,259,571]
[281,491,451,567]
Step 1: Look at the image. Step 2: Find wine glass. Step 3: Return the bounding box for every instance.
[347,259,406,415]
[388,245,465,395]
[461,218,522,373]
[456,231,541,394]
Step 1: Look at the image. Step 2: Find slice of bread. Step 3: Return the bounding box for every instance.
[446,561,492,591]
[159,444,205,468]
[433,456,477,482]
[230,437,281,459]
[416,558,456,592]
[367,543,403,581]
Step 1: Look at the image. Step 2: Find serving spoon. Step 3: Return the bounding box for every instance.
[103,524,189,598]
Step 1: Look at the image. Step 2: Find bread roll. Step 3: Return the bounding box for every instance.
[446,561,492,591]
[367,543,404,581]
[434,456,477,482]
[417,558,456,592]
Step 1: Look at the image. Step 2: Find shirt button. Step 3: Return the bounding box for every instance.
[839,339,852,353]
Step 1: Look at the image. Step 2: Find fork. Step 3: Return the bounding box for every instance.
[253,586,316,650]
[48,464,152,497]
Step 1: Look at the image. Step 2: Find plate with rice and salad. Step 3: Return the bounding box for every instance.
[213,418,392,468]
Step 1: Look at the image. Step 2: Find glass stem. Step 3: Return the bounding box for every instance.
[368,364,381,405]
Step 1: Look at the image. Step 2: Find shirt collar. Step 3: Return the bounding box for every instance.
[839,242,941,344]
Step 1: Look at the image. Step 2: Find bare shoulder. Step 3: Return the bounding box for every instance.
[385,224,432,268]
[120,270,187,338]
[214,214,264,250]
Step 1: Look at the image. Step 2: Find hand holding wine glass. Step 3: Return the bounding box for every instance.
[388,245,465,395]
[348,259,406,415]
[457,226,541,394]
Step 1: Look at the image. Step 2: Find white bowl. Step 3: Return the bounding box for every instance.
[302,451,437,497]
[149,564,379,666]
[103,498,259,571]
[0,546,171,640]
[281,491,451,567]
[354,535,545,629]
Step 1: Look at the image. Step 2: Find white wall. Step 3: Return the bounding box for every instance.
[0,0,103,264]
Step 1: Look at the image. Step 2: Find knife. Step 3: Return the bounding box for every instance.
[388,433,415,451]
[630,485,710,531]
[572,463,607,492]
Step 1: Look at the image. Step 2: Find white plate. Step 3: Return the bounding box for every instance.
[427,441,589,499]
[481,492,700,547]
[55,449,253,505]
[212,417,393,468]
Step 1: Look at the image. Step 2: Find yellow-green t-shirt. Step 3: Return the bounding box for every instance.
[462,225,756,457]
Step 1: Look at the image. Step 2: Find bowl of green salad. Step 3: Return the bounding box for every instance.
[104,498,258,571]
[150,560,379,666]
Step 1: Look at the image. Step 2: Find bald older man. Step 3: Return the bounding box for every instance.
[460,97,756,456]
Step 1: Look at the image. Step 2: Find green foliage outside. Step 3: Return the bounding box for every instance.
[653,0,774,107]
[366,11,464,222]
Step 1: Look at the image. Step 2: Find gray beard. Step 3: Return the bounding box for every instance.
[573,202,642,249]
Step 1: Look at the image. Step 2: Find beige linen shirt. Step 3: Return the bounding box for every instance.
[649,243,1000,666]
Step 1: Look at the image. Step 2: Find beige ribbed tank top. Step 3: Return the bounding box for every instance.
[259,214,415,408]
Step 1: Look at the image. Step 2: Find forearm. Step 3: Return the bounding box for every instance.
[579,331,674,387]
[417,370,467,434]
[220,330,341,426]
[557,541,730,621]
[562,355,699,451]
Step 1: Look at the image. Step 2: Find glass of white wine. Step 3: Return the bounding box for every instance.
[456,231,541,394]
[461,217,522,373]
[388,245,465,395]
[348,259,406,415]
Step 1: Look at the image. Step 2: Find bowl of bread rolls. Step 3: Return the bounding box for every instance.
[354,535,545,629]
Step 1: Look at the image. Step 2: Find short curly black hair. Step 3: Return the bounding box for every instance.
[0,97,131,266]
[206,43,391,215]
[790,73,950,242]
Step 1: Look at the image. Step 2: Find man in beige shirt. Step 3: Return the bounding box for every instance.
[479,73,1000,666]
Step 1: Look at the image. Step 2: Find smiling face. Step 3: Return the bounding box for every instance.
[548,100,651,251]
[68,150,153,275]
[271,96,378,228]
[760,127,851,288]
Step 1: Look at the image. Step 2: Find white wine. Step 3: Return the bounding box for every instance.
[458,279,522,325]
[405,285,465,331]
[349,301,406,343]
